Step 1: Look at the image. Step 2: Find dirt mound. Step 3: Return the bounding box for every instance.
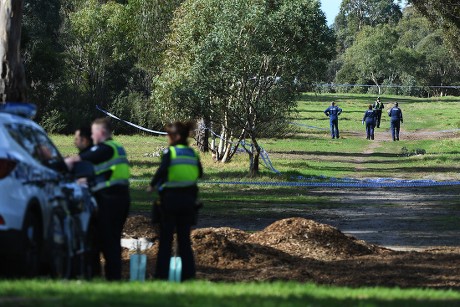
[123,215,159,241]
[191,227,313,281]
[248,218,384,260]
[192,228,294,268]
[120,215,460,287]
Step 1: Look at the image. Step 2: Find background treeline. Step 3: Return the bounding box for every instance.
[20,0,460,134]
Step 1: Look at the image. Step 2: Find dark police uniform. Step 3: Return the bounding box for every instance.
[150,145,203,281]
[362,109,376,140]
[79,139,130,280]
[388,106,403,141]
[324,104,343,139]
[373,99,384,128]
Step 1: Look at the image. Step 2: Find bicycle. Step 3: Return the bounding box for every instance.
[48,163,97,279]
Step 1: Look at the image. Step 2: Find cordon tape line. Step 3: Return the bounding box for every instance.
[97,105,167,135]
[130,178,460,188]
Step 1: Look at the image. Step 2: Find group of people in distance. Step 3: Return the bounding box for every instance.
[324,97,404,141]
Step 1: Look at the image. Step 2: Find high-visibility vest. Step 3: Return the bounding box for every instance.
[92,140,130,191]
[161,145,199,189]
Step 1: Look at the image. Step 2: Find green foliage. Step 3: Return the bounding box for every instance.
[39,109,67,134]
[335,6,460,97]
[151,0,335,174]
[22,0,64,120]
[334,0,403,52]
[337,24,399,93]
[411,0,460,60]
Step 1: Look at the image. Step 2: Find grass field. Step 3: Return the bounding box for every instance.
[1,280,460,307]
[52,92,460,211]
[30,92,460,305]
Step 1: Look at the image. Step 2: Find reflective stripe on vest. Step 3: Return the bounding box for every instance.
[161,145,199,189]
[92,140,130,192]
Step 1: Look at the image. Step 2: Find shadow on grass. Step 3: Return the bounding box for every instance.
[271,150,400,158]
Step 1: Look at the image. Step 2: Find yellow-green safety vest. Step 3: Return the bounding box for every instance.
[161,145,199,189]
[92,140,130,191]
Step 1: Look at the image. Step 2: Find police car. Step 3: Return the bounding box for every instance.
[0,102,85,277]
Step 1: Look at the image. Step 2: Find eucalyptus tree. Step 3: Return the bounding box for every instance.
[152,0,334,175]
[0,0,27,102]
[396,7,460,96]
[410,0,460,60]
[336,24,399,94]
[22,0,64,120]
[334,0,402,52]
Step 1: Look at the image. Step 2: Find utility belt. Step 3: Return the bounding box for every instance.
[91,173,129,192]
[151,198,203,225]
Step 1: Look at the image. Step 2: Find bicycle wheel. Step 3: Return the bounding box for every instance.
[48,210,72,279]
[72,219,97,280]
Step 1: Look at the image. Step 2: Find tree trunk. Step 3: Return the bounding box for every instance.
[370,72,381,95]
[248,138,261,177]
[249,146,260,177]
[0,0,26,103]
[196,118,209,152]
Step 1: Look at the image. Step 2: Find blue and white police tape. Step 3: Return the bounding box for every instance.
[97,105,167,135]
[97,105,281,173]
[130,178,460,188]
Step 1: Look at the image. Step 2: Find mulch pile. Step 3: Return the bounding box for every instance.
[121,215,460,288]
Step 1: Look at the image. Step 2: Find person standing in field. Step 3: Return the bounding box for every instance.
[147,121,203,281]
[362,104,376,140]
[65,118,131,280]
[388,102,403,141]
[373,97,385,128]
[324,101,343,139]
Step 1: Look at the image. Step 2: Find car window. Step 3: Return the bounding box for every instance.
[5,123,62,165]
[5,123,38,159]
[32,129,62,163]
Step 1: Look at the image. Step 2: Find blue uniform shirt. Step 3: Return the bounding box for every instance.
[363,110,375,123]
[324,106,342,121]
[388,107,403,121]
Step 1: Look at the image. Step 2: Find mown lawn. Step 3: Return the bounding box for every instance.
[0,280,459,307]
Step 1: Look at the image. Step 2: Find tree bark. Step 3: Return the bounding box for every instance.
[0,0,26,103]
[196,118,209,152]
[248,137,261,177]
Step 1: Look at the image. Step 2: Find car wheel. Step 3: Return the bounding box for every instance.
[19,210,42,277]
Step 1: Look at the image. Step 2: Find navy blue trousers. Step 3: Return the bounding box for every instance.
[390,120,401,141]
[93,185,130,280]
[329,119,339,138]
[155,188,197,281]
[366,122,375,139]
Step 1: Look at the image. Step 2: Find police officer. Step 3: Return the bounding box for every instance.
[324,101,343,139]
[373,97,385,128]
[65,118,131,280]
[74,125,93,154]
[362,104,376,140]
[148,121,203,281]
[388,102,403,141]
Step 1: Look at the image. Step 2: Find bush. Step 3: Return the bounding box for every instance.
[108,92,162,135]
[39,109,67,134]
